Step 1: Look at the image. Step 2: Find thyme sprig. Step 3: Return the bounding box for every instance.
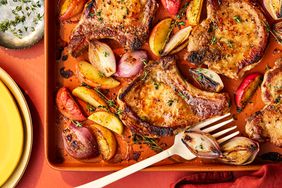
[176,2,189,20]
[94,88,123,115]
[264,21,282,44]
[133,134,163,153]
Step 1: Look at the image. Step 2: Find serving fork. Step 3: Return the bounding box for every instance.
[76,113,238,188]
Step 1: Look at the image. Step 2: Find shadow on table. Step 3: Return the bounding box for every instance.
[17,92,44,187]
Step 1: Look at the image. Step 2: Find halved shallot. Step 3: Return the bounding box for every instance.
[115,51,148,78]
[89,41,116,77]
[162,26,192,56]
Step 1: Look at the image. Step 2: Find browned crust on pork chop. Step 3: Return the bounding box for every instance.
[261,59,282,104]
[68,0,158,57]
[187,0,269,79]
[117,56,230,137]
[245,104,282,147]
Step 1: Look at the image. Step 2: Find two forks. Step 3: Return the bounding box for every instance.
[76,113,237,188]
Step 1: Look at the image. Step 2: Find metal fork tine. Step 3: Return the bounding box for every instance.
[217,131,240,144]
[201,118,234,133]
[193,113,231,130]
[212,126,237,138]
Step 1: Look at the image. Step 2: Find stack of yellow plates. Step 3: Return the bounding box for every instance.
[0,67,33,188]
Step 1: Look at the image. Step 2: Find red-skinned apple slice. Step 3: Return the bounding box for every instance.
[59,0,87,21]
[235,73,263,112]
[161,0,181,15]
[56,87,86,121]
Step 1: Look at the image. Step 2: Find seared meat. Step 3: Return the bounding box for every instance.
[245,59,282,147]
[187,0,269,79]
[118,56,230,137]
[245,104,282,147]
[68,0,158,57]
[261,59,282,104]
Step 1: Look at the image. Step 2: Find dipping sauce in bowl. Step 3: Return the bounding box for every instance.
[0,0,44,49]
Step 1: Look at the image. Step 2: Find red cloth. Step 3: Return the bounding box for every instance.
[172,164,282,188]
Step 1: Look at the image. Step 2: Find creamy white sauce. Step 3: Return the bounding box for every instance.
[0,0,44,47]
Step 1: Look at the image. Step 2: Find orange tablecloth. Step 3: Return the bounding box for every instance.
[0,41,256,188]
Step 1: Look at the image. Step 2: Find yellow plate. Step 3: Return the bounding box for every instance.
[0,80,23,186]
[0,67,33,188]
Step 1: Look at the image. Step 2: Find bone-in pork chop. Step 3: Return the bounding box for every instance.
[117,56,230,137]
[187,0,269,79]
[68,0,158,57]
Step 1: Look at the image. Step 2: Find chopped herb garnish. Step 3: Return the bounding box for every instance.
[104,51,109,57]
[177,21,185,26]
[116,108,123,115]
[98,71,105,78]
[0,20,10,32]
[0,0,7,5]
[211,36,217,45]
[197,74,204,81]
[233,15,241,23]
[96,10,101,16]
[98,17,103,22]
[107,100,116,107]
[71,120,83,127]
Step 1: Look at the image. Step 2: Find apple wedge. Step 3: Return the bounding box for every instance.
[149,18,173,56]
[186,0,204,26]
[88,111,124,135]
[264,0,282,20]
[77,61,120,89]
[72,86,107,108]
[88,123,117,160]
[56,87,86,121]
[235,73,263,112]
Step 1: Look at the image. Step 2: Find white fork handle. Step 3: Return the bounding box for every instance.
[76,147,175,188]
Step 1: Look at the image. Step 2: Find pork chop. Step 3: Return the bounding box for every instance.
[187,0,269,79]
[245,104,282,147]
[117,56,230,137]
[261,58,282,104]
[68,0,158,57]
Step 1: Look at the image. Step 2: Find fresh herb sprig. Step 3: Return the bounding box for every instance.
[94,88,123,115]
[265,22,282,44]
[176,2,189,20]
[71,120,83,127]
[133,134,163,153]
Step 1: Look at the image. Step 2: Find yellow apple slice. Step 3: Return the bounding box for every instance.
[88,123,117,160]
[186,0,204,26]
[88,111,123,135]
[72,86,107,108]
[149,18,173,56]
[77,61,120,89]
